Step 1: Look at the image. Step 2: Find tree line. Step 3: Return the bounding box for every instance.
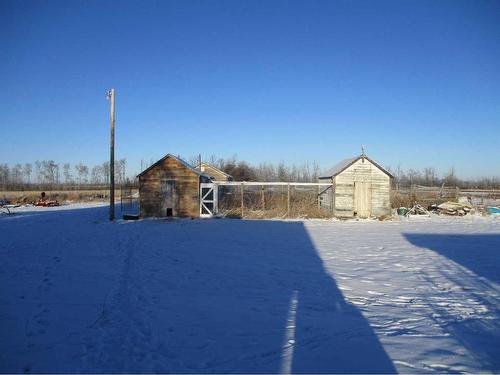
[0,159,128,190]
[1,155,498,190]
[189,155,499,189]
[386,165,500,189]
[188,155,322,182]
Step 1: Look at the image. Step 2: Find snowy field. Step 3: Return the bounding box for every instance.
[1,204,499,373]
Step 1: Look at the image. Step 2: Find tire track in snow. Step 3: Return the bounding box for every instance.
[80,232,166,372]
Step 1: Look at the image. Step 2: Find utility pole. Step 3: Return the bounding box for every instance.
[106,88,116,221]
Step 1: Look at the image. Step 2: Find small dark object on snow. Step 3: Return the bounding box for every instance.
[123,214,139,220]
[0,199,11,206]
[397,207,408,216]
[428,204,439,213]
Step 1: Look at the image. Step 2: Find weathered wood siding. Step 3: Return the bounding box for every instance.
[369,162,391,217]
[139,157,200,218]
[318,177,334,211]
[333,158,391,218]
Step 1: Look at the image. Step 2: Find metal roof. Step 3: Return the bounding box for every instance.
[319,157,359,179]
[319,154,393,179]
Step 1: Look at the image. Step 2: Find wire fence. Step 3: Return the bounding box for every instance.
[214,183,333,219]
[391,185,500,208]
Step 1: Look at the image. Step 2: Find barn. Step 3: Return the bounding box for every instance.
[319,153,393,218]
[137,154,211,218]
[196,162,233,181]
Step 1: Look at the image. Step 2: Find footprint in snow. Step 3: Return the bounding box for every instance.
[37,319,49,326]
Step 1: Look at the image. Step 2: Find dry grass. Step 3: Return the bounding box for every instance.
[218,187,333,219]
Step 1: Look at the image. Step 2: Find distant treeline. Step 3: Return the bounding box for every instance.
[386,165,500,189]
[1,156,499,190]
[188,155,322,183]
[0,159,131,190]
[188,155,500,189]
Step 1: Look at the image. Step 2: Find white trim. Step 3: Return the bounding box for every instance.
[208,181,334,187]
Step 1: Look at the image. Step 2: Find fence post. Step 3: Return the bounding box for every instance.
[261,185,265,210]
[287,183,290,217]
[241,182,244,217]
[317,184,320,209]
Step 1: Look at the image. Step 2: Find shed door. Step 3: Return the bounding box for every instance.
[160,180,177,217]
[354,181,371,218]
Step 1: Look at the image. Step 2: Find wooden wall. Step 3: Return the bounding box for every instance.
[333,158,391,218]
[139,157,201,218]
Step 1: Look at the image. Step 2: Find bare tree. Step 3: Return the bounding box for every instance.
[102,162,110,184]
[75,163,89,186]
[23,163,33,184]
[35,160,42,183]
[423,167,437,187]
[311,161,321,181]
[116,158,126,184]
[12,164,23,184]
[275,162,286,182]
[91,165,103,185]
[63,163,72,184]
[0,164,9,188]
[444,167,458,186]
[41,160,59,185]
[189,155,201,167]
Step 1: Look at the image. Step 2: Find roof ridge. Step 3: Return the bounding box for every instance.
[319,154,393,179]
[137,153,211,179]
[195,162,233,178]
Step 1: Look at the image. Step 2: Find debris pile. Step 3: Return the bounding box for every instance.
[406,204,430,217]
[432,201,473,216]
[399,197,479,217]
[34,199,60,207]
[34,192,60,207]
[428,197,473,216]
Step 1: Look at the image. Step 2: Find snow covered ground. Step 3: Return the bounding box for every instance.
[1,204,499,373]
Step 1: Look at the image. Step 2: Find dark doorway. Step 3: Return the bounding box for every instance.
[160,179,177,217]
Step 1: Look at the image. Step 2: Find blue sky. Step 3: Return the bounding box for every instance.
[1,0,499,178]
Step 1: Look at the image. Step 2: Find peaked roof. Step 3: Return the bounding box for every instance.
[195,162,233,179]
[319,154,393,179]
[137,153,211,179]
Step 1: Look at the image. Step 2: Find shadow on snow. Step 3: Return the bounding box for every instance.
[125,218,396,373]
[0,206,395,373]
[404,233,500,372]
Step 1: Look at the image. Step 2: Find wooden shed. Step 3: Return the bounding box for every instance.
[195,162,233,182]
[319,154,393,218]
[137,154,211,218]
